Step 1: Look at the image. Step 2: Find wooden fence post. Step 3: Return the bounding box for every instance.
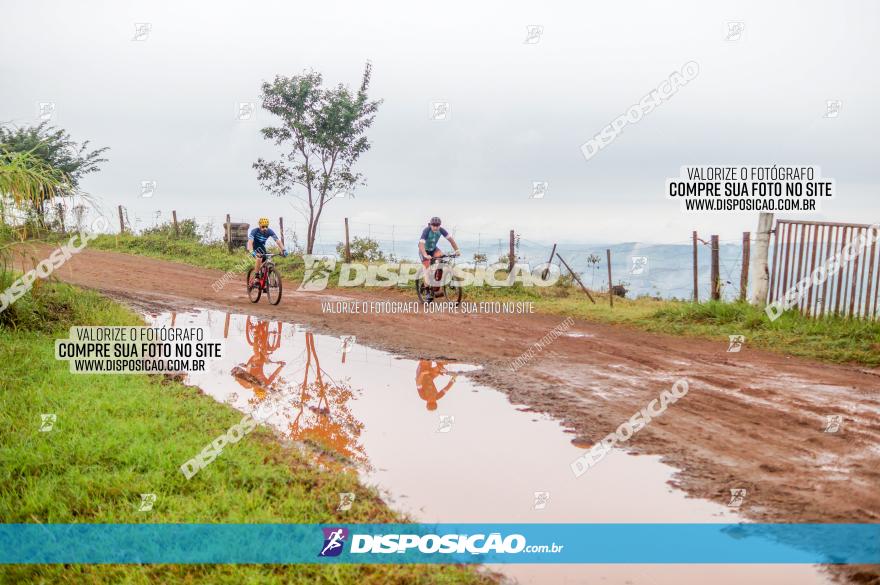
[542,243,557,280]
[172,210,179,238]
[606,248,614,307]
[711,235,720,300]
[118,205,125,234]
[740,231,750,302]
[508,230,515,272]
[344,218,351,262]
[555,252,596,303]
[692,230,699,302]
[56,203,65,234]
[749,212,774,306]
[226,214,232,254]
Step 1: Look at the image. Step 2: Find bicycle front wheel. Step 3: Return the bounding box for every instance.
[443,283,462,305]
[266,267,282,305]
[246,268,261,303]
[416,279,432,303]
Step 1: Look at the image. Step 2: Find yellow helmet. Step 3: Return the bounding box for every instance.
[258,217,269,228]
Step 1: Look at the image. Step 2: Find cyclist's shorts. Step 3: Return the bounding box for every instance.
[420,247,442,268]
[254,247,268,258]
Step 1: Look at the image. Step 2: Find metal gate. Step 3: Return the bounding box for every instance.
[767,220,880,319]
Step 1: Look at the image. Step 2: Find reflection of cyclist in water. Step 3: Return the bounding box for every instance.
[232,317,286,400]
[416,360,457,411]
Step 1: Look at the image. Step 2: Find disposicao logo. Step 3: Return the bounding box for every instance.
[319,527,349,557]
[318,529,545,558]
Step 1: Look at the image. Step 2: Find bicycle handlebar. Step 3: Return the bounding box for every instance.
[427,253,460,261]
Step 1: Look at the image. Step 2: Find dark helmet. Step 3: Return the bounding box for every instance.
[429,216,442,226]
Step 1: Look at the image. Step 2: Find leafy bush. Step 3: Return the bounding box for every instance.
[336,236,385,262]
[141,218,200,240]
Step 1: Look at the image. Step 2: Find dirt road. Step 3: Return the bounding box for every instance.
[26,247,880,580]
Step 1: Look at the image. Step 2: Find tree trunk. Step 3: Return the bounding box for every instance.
[305,193,329,256]
[306,208,316,254]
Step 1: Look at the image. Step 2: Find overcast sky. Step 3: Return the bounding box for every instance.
[2,0,878,246]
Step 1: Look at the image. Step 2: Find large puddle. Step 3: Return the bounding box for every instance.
[148,310,830,585]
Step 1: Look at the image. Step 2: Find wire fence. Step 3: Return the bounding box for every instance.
[9,199,877,317]
[3,200,752,302]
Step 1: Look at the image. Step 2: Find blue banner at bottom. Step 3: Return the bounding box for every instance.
[1,524,877,564]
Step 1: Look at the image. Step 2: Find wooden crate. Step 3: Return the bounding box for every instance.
[223,223,251,248]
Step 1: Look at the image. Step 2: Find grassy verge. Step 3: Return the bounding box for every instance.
[83,233,880,366]
[464,282,880,365]
[0,273,493,584]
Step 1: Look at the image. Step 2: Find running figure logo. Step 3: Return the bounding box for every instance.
[728,488,747,507]
[630,256,648,275]
[824,414,843,433]
[319,527,349,557]
[727,335,745,352]
[39,413,57,432]
[138,493,157,512]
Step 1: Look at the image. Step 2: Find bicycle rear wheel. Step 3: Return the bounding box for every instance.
[266,267,282,305]
[246,268,261,303]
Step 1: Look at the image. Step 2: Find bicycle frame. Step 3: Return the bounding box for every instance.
[248,252,283,305]
[425,255,456,289]
[254,253,277,285]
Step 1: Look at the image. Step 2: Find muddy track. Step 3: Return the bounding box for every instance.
[25,246,880,582]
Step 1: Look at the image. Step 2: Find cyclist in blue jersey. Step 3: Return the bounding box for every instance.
[418,216,460,288]
[247,217,286,285]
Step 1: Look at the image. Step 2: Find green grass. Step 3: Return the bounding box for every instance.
[646,300,880,365]
[89,233,262,272]
[468,283,880,365]
[0,273,493,584]
[85,233,880,366]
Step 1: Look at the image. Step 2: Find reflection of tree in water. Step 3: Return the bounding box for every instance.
[289,332,367,471]
[231,317,366,471]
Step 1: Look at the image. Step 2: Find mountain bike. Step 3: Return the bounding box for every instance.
[416,254,462,305]
[246,253,282,305]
